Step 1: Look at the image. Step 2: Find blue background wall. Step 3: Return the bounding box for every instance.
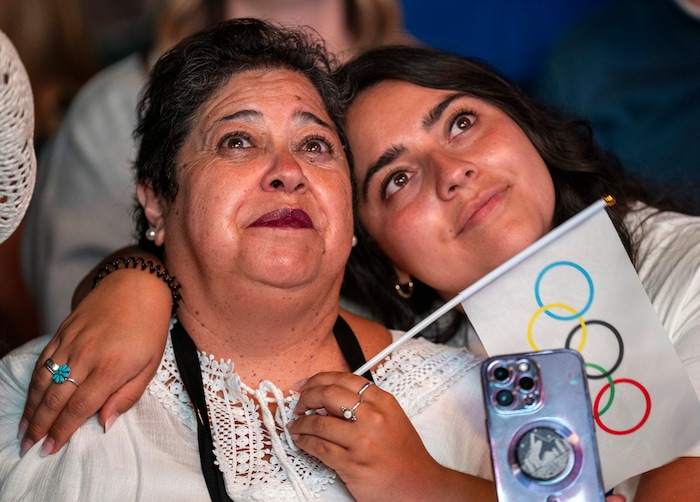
[401,0,613,88]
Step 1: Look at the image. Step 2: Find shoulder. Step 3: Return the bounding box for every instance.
[376,333,484,416]
[628,205,700,271]
[340,308,393,362]
[374,334,491,477]
[627,205,700,343]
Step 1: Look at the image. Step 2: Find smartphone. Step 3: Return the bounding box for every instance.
[481,348,605,501]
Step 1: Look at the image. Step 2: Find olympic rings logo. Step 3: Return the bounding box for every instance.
[527,261,651,435]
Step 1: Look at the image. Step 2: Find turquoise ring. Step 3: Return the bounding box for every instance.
[43,358,80,387]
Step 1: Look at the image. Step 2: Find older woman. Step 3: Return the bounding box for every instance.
[0,20,494,500]
[21,0,415,340]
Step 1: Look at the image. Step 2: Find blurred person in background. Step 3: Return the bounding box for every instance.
[535,0,700,208]
[0,0,154,354]
[0,0,98,354]
[0,0,99,151]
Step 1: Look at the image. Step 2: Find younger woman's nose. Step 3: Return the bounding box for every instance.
[433,153,475,200]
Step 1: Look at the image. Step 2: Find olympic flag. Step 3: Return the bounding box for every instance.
[461,200,700,490]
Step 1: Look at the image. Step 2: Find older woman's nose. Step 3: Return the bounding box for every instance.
[262,152,309,193]
[433,152,475,200]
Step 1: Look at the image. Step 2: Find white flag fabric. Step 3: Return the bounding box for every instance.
[461,200,700,489]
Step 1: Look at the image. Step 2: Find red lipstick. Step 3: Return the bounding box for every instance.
[249,208,313,228]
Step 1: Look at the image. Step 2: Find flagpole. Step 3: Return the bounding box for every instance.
[353,197,609,376]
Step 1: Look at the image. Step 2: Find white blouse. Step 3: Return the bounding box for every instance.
[0,329,492,501]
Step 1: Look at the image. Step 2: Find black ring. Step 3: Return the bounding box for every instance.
[565,319,624,379]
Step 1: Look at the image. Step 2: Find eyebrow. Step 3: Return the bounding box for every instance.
[422,93,464,130]
[361,145,407,200]
[219,109,261,123]
[218,109,333,130]
[360,92,464,200]
[296,110,334,130]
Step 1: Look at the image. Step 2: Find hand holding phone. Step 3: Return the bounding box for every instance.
[481,349,605,501]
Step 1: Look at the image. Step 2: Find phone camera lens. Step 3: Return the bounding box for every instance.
[519,376,535,391]
[493,366,510,381]
[496,389,514,407]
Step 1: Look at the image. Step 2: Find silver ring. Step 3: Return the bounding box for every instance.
[341,399,362,421]
[43,358,60,375]
[357,381,374,397]
[65,378,80,387]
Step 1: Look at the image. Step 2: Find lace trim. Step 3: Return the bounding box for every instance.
[149,325,479,500]
[376,335,481,416]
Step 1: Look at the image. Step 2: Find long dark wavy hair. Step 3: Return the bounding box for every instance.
[337,45,693,341]
[133,18,348,255]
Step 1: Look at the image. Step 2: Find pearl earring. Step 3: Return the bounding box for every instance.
[145,227,157,241]
[352,235,358,247]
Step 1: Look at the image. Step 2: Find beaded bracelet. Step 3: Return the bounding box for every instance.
[92,256,181,311]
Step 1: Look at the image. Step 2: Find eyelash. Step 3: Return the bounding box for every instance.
[217,132,336,155]
[380,167,408,200]
[219,132,253,150]
[303,134,335,155]
[447,108,476,136]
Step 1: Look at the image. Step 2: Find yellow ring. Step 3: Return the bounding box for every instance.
[527,303,587,351]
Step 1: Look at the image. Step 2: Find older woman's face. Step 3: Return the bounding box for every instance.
[160,69,353,292]
[347,80,555,299]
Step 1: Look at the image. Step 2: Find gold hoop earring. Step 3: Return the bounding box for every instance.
[395,280,414,299]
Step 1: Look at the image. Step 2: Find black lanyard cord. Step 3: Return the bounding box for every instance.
[172,319,233,502]
[171,315,374,501]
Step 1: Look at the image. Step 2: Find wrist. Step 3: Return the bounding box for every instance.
[92,256,181,311]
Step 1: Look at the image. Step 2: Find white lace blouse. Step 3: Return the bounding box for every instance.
[0,329,492,501]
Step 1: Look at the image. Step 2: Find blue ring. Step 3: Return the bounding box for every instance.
[52,364,71,384]
[534,261,594,321]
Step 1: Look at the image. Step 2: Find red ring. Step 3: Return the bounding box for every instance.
[594,378,651,435]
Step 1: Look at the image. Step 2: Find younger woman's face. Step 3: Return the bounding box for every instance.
[346,80,556,299]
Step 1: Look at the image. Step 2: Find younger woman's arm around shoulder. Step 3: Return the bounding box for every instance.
[18,246,174,456]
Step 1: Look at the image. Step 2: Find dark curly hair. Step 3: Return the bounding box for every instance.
[337,45,693,341]
[133,18,349,255]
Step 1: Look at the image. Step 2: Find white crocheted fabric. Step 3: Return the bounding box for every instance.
[0,29,35,243]
[148,322,480,501]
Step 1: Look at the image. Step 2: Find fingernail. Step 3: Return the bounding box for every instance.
[17,419,28,440]
[19,438,34,458]
[293,378,308,388]
[39,437,54,458]
[104,413,120,433]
